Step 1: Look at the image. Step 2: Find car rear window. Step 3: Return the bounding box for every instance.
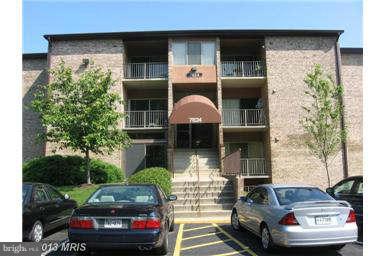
[273,187,333,206]
[87,186,158,204]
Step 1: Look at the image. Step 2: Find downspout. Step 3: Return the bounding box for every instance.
[334,36,349,178]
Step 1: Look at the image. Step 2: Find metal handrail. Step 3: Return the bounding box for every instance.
[124,62,168,79]
[124,110,167,128]
[240,158,267,176]
[222,109,265,126]
[221,60,265,77]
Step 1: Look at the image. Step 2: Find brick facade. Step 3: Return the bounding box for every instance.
[22,57,47,161]
[22,31,363,188]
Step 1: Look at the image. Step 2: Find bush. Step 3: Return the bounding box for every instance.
[23,155,124,186]
[128,167,172,196]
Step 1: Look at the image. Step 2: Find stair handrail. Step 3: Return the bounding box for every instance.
[194,149,201,217]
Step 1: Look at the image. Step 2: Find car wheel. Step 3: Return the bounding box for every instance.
[260,224,275,252]
[330,244,346,251]
[29,220,43,242]
[154,228,169,255]
[231,210,243,231]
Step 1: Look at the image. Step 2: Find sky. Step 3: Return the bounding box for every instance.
[23,0,362,53]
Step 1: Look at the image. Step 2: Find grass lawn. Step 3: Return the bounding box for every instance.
[58,184,100,205]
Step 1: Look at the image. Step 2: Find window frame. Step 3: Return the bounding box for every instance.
[172,40,216,65]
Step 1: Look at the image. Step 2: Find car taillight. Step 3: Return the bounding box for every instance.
[131,217,161,230]
[279,212,299,225]
[346,210,356,223]
[69,217,94,229]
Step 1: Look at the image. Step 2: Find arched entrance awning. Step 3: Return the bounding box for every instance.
[169,95,221,124]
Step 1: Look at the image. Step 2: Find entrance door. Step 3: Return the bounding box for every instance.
[176,124,215,149]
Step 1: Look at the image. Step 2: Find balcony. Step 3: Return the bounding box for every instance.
[124,110,168,129]
[124,62,168,80]
[221,60,265,78]
[222,109,266,129]
[240,158,268,177]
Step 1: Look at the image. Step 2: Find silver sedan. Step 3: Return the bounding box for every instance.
[231,184,358,252]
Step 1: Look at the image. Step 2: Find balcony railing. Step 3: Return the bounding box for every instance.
[124,62,168,79]
[221,61,265,77]
[124,110,168,128]
[240,158,267,177]
[222,109,265,127]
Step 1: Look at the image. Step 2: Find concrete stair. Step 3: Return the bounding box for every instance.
[171,149,236,219]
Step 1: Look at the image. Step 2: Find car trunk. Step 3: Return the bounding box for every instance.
[76,203,159,229]
[287,201,351,229]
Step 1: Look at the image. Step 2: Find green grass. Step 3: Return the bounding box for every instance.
[58,184,100,205]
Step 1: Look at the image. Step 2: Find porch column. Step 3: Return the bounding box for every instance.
[216,37,225,171]
[167,38,174,174]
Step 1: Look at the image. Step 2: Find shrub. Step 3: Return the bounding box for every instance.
[128,167,172,196]
[23,155,124,186]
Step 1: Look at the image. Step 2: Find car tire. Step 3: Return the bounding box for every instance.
[260,224,275,252]
[231,210,243,231]
[154,228,169,255]
[330,244,346,250]
[28,220,44,242]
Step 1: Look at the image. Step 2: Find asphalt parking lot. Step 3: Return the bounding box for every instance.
[44,224,362,256]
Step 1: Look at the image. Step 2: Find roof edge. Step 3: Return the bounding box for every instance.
[23,53,47,59]
[43,29,344,41]
[340,47,363,54]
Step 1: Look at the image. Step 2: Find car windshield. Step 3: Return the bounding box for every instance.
[22,184,32,204]
[87,186,158,204]
[274,187,333,206]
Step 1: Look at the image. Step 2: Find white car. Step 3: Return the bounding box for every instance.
[231,184,358,251]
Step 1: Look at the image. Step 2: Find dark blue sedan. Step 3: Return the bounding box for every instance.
[68,184,177,255]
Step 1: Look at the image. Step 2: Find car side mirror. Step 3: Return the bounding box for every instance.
[64,194,70,200]
[168,195,177,201]
[239,196,246,202]
[326,188,334,196]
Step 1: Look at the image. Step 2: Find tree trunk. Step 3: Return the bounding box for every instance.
[325,160,331,188]
[85,150,91,184]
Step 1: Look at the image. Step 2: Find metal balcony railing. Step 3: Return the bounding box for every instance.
[240,158,267,177]
[124,110,168,128]
[221,61,265,77]
[222,109,265,126]
[124,62,168,79]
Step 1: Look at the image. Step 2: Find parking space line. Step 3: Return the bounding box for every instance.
[181,239,232,251]
[182,231,223,241]
[183,225,212,232]
[173,223,184,256]
[211,250,246,256]
[212,223,258,256]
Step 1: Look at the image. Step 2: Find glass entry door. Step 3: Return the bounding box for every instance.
[176,124,215,149]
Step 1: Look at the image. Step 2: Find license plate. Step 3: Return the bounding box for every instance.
[104,219,123,228]
[315,216,332,225]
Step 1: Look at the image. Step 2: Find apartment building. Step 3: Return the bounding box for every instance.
[23,30,363,218]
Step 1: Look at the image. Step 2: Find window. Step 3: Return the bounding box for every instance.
[33,187,49,203]
[355,180,363,195]
[87,186,158,204]
[334,180,354,195]
[187,41,201,65]
[173,40,215,65]
[248,188,269,205]
[127,99,167,112]
[45,186,63,201]
[274,187,333,206]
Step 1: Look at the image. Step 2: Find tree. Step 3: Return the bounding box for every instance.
[300,64,346,187]
[31,60,131,184]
